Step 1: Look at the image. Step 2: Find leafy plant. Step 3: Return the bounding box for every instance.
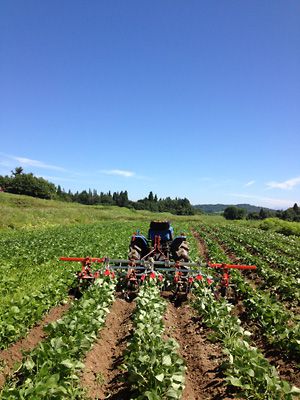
[124,281,186,399]
[1,276,116,399]
[193,281,300,399]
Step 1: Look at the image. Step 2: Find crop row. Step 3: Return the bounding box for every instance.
[192,280,300,399]
[0,222,137,348]
[203,223,300,303]
[1,275,115,399]
[124,279,186,399]
[215,224,300,278]
[0,274,74,349]
[193,225,300,359]
[242,225,300,260]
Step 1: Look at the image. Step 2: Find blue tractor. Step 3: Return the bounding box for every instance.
[128,221,189,262]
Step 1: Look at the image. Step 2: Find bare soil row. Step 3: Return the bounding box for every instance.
[1,291,231,399]
[80,294,232,399]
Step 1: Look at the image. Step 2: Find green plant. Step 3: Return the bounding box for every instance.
[193,281,300,399]
[95,372,105,386]
[124,281,186,399]
[1,276,116,399]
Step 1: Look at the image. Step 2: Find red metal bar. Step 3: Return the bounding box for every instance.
[207,263,256,270]
[60,257,106,263]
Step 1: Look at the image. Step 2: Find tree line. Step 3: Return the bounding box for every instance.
[58,187,194,215]
[1,168,298,221]
[0,167,195,215]
[223,204,300,222]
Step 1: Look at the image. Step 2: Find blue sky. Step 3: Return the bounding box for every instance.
[1,1,299,209]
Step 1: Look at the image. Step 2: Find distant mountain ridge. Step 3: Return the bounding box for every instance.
[193,203,275,214]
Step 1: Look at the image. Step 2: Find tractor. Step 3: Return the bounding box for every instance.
[124,221,192,299]
[128,221,189,262]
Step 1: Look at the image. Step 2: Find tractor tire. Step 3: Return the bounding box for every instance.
[128,247,141,260]
[171,240,190,262]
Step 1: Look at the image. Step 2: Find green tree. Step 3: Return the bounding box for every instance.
[259,208,268,220]
[224,206,246,220]
[77,190,89,204]
[148,191,154,202]
[247,212,260,220]
[11,166,24,176]
[57,185,63,196]
[5,172,56,199]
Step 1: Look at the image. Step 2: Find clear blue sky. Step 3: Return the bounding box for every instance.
[1,1,299,209]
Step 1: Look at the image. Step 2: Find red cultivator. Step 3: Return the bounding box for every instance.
[60,221,256,299]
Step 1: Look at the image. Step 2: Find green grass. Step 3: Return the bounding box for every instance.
[6,192,299,239]
[0,192,192,230]
[259,218,300,237]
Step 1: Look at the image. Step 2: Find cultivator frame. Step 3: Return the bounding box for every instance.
[60,255,256,299]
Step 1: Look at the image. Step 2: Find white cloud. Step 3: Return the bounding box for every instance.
[230,193,293,209]
[0,153,66,172]
[245,180,255,187]
[12,156,66,171]
[101,169,135,178]
[266,176,300,190]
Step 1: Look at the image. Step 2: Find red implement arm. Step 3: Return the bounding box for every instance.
[60,257,106,263]
[207,263,256,270]
[207,263,256,287]
[60,256,106,280]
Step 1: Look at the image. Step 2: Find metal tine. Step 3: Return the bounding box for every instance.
[108,265,146,270]
[105,258,205,267]
[106,265,200,273]
[105,264,208,276]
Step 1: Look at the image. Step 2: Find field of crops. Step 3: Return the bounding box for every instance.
[0,215,300,399]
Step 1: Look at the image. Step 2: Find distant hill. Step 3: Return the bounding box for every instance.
[193,203,275,214]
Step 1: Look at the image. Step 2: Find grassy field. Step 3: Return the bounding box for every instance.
[0,192,199,230]
[2,192,300,238]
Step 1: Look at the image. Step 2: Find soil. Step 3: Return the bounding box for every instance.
[81,286,239,400]
[191,229,210,262]
[163,301,236,400]
[0,301,70,388]
[81,296,135,399]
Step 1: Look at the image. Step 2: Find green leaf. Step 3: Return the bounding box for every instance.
[171,382,182,390]
[227,376,243,387]
[24,358,35,370]
[290,386,300,394]
[172,374,184,383]
[144,391,160,400]
[11,306,20,314]
[162,355,172,366]
[155,373,164,382]
[166,388,181,398]
[61,359,74,369]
